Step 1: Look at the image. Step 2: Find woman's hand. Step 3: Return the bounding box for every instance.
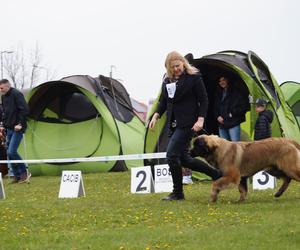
[192,117,204,132]
[217,116,224,124]
[14,124,22,132]
[149,113,160,130]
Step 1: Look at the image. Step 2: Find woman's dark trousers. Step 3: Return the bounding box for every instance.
[166,127,221,196]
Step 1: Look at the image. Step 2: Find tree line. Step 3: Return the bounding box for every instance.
[2,43,56,89]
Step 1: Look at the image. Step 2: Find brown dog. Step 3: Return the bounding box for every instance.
[191,135,300,202]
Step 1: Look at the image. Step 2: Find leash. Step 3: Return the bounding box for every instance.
[193,128,209,137]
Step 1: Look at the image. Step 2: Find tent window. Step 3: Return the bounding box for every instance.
[256,69,279,107]
[292,101,300,116]
[102,91,134,123]
[29,84,99,123]
[46,92,98,122]
[250,56,281,107]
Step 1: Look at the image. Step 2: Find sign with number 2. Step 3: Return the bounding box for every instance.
[131,166,154,193]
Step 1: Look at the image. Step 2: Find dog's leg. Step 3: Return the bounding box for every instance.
[211,183,221,203]
[274,176,291,198]
[238,176,248,202]
[211,170,240,202]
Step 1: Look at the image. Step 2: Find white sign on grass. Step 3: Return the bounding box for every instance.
[58,171,85,198]
[253,171,276,190]
[154,164,173,193]
[0,173,5,199]
[131,166,154,194]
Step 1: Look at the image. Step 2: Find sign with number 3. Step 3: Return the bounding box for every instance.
[253,171,276,190]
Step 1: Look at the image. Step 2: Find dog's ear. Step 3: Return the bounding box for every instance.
[190,136,211,157]
[205,135,220,151]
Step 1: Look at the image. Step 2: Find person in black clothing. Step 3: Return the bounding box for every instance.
[0,79,30,183]
[254,98,273,140]
[0,104,8,176]
[149,51,222,201]
[214,76,250,141]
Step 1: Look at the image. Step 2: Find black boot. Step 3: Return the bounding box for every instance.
[162,159,184,201]
[162,192,185,201]
[187,157,222,180]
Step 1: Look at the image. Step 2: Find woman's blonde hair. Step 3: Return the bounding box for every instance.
[165,51,198,79]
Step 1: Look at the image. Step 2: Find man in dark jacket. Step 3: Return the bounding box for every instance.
[0,79,30,183]
[254,98,273,140]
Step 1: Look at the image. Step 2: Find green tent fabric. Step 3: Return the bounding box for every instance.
[144,50,300,170]
[280,81,300,126]
[19,75,145,176]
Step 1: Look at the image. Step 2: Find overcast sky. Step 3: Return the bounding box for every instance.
[1,0,299,103]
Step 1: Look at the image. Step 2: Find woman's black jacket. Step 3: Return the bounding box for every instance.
[156,73,208,132]
[214,84,250,129]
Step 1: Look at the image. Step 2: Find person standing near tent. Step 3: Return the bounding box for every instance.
[239,98,274,192]
[149,51,222,201]
[214,76,250,141]
[254,98,273,140]
[0,79,30,183]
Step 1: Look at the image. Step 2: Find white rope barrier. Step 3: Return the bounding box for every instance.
[0,152,166,164]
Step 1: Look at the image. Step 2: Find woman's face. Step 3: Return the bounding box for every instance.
[218,77,229,88]
[170,60,184,78]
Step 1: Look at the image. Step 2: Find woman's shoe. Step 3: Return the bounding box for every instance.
[182,175,193,185]
[161,192,185,201]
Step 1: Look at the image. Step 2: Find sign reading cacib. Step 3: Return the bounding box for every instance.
[58,170,85,198]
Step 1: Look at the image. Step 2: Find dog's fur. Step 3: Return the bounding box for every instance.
[191,135,300,202]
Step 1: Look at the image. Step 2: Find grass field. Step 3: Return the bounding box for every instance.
[1,171,300,250]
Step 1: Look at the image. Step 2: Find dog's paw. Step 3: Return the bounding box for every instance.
[210,192,218,203]
[274,192,282,198]
[237,197,245,203]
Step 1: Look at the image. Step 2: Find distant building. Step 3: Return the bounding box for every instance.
[130,98,148,123]
[148,98,155,112]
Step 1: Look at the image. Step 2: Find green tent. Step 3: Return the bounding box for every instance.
[19,75,145,176]
[144,50,300,166]
[280,81,300,126]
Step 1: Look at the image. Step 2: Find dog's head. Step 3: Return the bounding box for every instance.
[190,134,220,159]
